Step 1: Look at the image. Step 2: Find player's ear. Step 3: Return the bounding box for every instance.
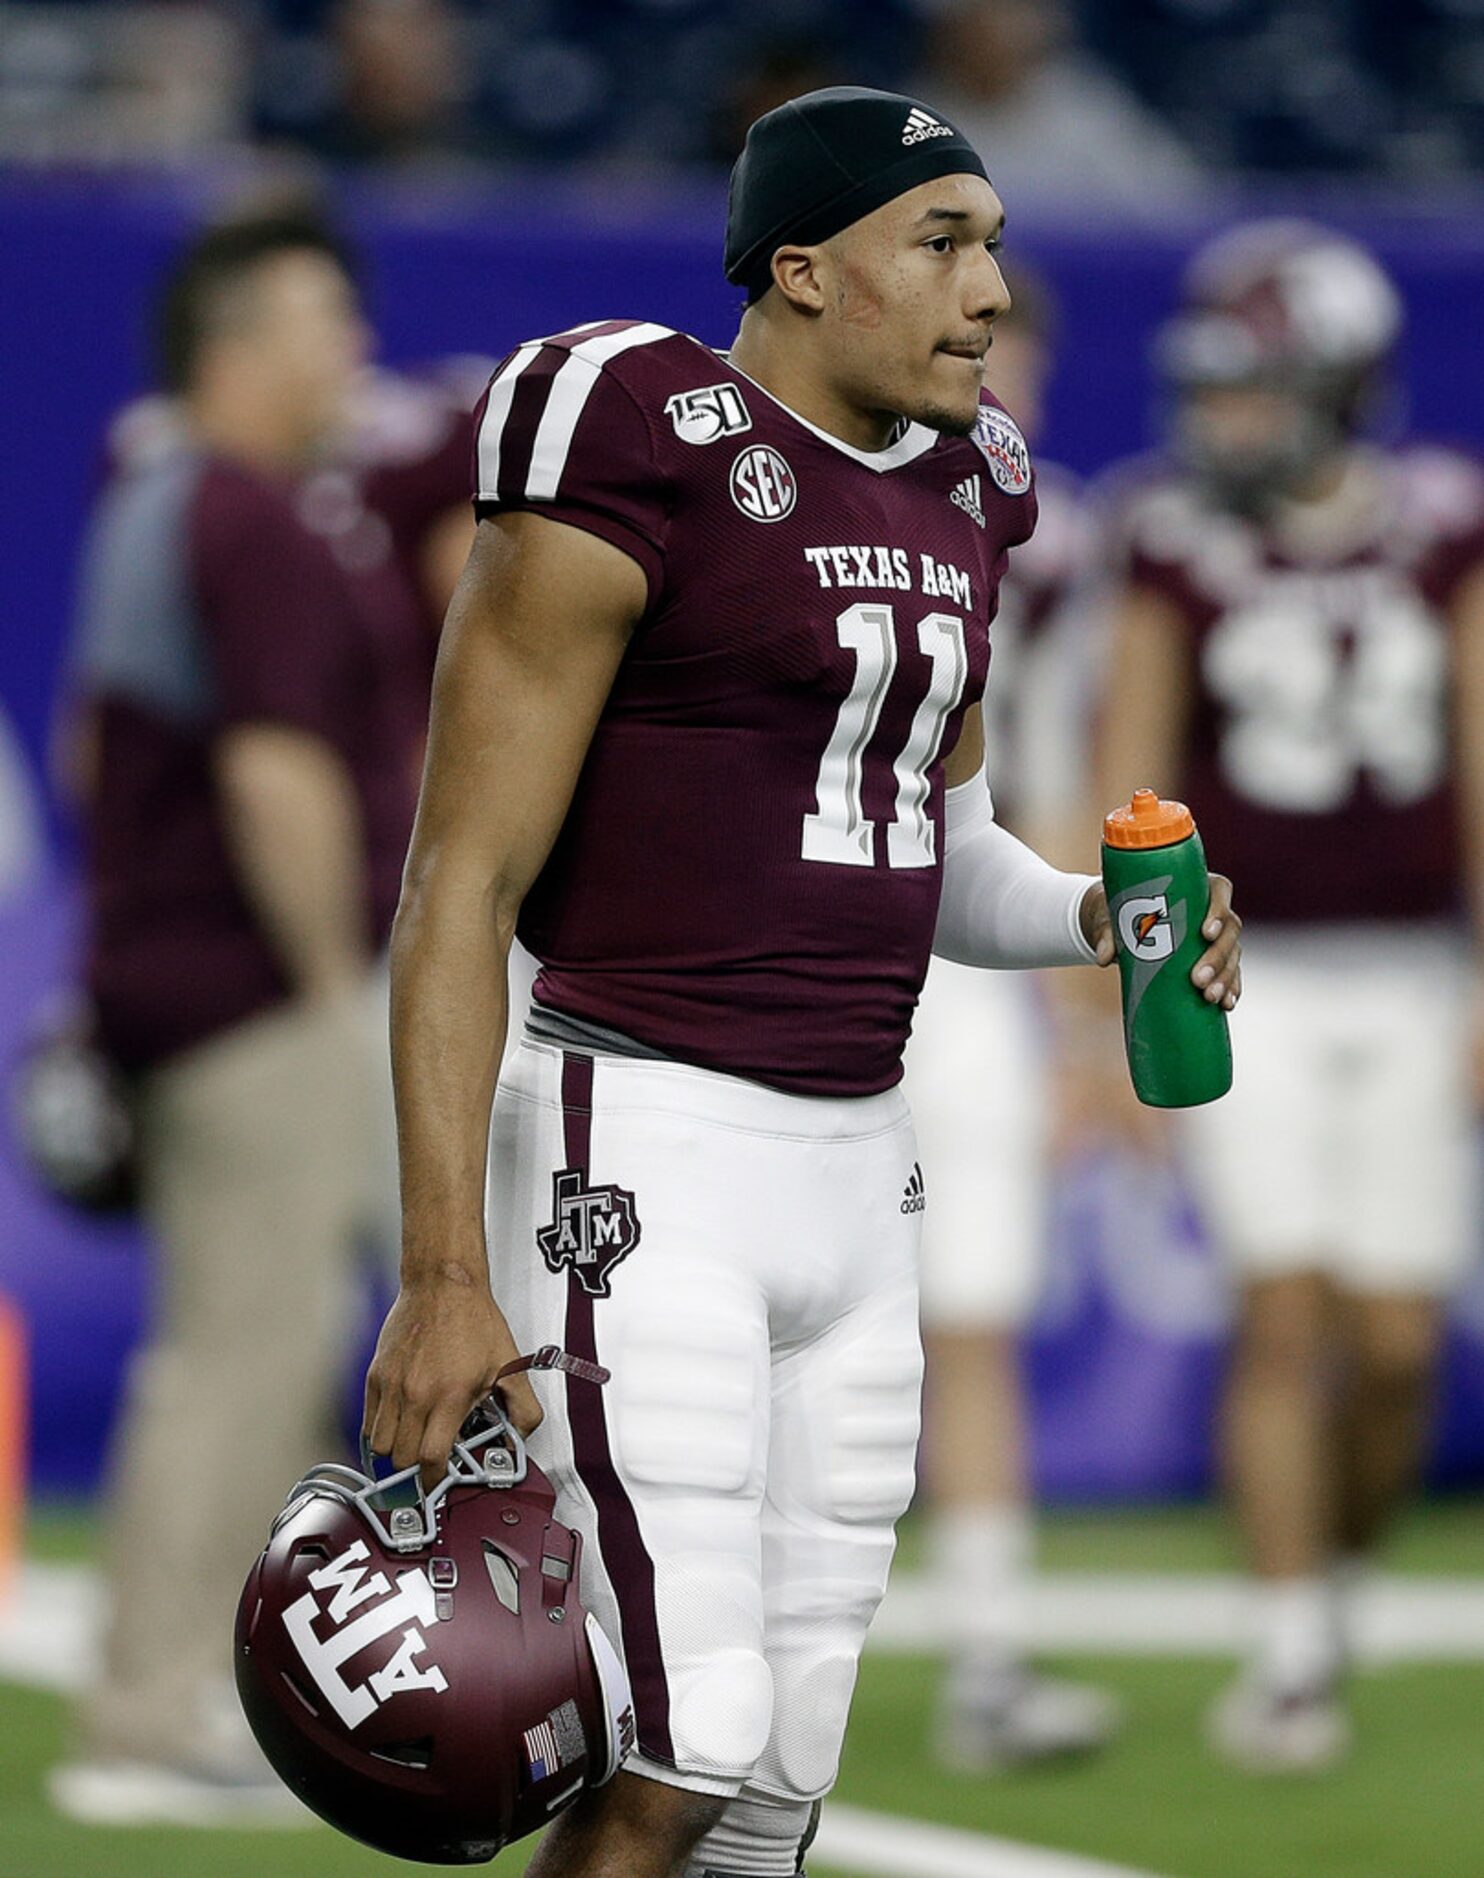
[770,244,828,315]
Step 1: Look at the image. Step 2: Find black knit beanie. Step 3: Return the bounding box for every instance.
[725,86,990,299]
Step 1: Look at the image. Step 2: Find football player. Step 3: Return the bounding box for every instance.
[1098,221,1482,1771]
[904,265,1120,1769]
[365,88,1241,1877]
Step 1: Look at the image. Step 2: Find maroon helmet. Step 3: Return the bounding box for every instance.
[234,1352,634,1864]
[1156,219,1403,502]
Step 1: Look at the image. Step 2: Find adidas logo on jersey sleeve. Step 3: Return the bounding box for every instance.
[950,474,986,528]
[901,1163,927,1214]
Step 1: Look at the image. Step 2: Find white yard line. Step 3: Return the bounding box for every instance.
[815,1804,1166,1878]
[871,1571,1484,1661]
[7,1563,1484,1701]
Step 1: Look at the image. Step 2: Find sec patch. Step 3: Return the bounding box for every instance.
[730,444,797,522]
[972,406,1032,496]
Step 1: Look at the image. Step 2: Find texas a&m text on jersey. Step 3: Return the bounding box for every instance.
[473,320,1037,1095]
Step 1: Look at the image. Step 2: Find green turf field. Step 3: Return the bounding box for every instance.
[7,1500,1482,1878]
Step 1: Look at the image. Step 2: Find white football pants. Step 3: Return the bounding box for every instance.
[488,1040,923,1801]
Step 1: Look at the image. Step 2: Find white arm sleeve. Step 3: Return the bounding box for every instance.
[933,767,1098,970]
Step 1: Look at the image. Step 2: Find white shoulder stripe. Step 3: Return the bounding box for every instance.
[475,341,542,500]
[524,322,675,502]
[534,318,614,343]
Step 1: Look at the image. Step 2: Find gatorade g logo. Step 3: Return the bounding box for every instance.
[1117,894,1176,962]
[1110,874,1186,1032]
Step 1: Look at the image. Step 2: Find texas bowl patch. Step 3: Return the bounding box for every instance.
[972,406,1032,496]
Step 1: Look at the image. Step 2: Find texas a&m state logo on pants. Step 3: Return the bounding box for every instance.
[537,1167,642,1298]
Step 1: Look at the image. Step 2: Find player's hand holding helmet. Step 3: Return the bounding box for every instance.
[234,1350,634,1864]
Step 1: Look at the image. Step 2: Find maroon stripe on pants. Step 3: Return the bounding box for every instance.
[559,1051,675,1765]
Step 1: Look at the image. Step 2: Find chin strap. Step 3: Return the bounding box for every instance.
[496,1343,610,1388]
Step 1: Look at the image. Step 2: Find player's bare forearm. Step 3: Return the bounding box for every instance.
[366,512,643,1479]
[389,866,513,1288]
[215,723,369,1000]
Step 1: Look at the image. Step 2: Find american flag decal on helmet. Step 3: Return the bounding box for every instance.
[523,1718,560,1782]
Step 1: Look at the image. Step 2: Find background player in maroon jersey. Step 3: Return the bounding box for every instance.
[50,209,429,1826]
[1099,221,1482,1772]
[905,267,1120,1770]
[363,89,1240,1877]
[59,312,489,1289]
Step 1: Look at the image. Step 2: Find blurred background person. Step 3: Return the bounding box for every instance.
[914,0,1207,211]
[0,704,44,908]
[1097,220,1484,1772]
[48,207,430,1826]
[297,0,477,171]
[75,305,491,1272]
[705,36,840,169]
[906,264,1119,1771]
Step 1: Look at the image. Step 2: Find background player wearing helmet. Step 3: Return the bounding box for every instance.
[904,267,1119,1771]
[1098,220,1482,1772]
[362,89,1241,1878]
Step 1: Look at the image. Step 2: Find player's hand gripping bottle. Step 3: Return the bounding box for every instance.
[1101,789,1233,1108]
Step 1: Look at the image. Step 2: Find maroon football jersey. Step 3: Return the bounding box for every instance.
[1112,446,1484,924]
[473,321,1038,1095]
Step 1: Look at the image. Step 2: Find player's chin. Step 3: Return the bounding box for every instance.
[912,360,983,436]
[912,396,980,438]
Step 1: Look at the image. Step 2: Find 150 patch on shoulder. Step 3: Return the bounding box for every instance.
[665,383,752,445]
[972,405,1032,496]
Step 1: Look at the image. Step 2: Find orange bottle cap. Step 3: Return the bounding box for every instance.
[1103,787,1195,850]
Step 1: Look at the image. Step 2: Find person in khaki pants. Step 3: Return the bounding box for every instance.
[50,209,427,1827]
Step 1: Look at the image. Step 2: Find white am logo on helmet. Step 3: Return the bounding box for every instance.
[972,405,1032,496]
[1117,894,1176,962]
[282,1538,448,1731]
[730,444,797,522]
[665,382,751,445]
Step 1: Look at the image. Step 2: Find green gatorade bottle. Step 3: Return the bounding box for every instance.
[1101,788,1233,1108]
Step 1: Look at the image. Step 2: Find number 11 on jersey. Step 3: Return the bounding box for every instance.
[802,602,969,870]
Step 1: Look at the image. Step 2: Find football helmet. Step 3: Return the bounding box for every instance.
[234,1351,634,1864]
[1157,219,1402,503]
